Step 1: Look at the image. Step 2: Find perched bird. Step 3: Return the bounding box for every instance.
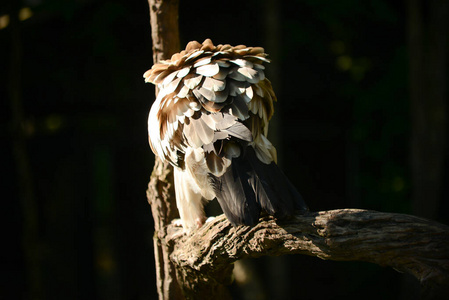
[144,39,307,232]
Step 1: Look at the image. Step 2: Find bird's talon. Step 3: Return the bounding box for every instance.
[171,219,183,227]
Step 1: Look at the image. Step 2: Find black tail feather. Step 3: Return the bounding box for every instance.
[246,148,308,213]
[211,159,261,226]
[210,147,308,227]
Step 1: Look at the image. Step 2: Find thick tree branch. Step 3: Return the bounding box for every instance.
[167,210,449,295]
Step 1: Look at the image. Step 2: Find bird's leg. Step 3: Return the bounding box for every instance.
[173,167,206,232]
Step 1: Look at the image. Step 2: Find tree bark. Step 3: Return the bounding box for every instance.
[168,210,448,279]
[147,158,184,300]
[167,210,449,299]
[148,0,180,64]
[146,1,183,299]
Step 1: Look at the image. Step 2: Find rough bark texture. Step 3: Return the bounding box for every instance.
[167,211,449,292]
[147,158,183,300]
[148,0,180,64]
[146,1,183,299]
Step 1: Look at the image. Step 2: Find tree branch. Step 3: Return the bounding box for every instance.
[167,209,449,296]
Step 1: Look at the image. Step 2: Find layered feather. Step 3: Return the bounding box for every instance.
[145,39,307,230]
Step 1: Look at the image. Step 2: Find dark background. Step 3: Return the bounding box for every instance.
[2,0,448,299]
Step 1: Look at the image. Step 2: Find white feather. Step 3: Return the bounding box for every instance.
[193,57,212,68]
[196,63,220,76]
[184,74,203,89]
[185,50,204,62]
[177,66,191,78]
[162,70,178,87]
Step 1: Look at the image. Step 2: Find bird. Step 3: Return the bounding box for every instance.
[144,39,308,232]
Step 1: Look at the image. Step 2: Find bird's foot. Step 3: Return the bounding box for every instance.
[171,218,183,227]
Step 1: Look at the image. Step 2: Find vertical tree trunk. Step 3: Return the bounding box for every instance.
[148,0,180,64]
[146,1,233,298]
[147,158,183,299]
[146,1,183,299]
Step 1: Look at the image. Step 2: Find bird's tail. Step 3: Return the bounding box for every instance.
[210,147,308,226]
